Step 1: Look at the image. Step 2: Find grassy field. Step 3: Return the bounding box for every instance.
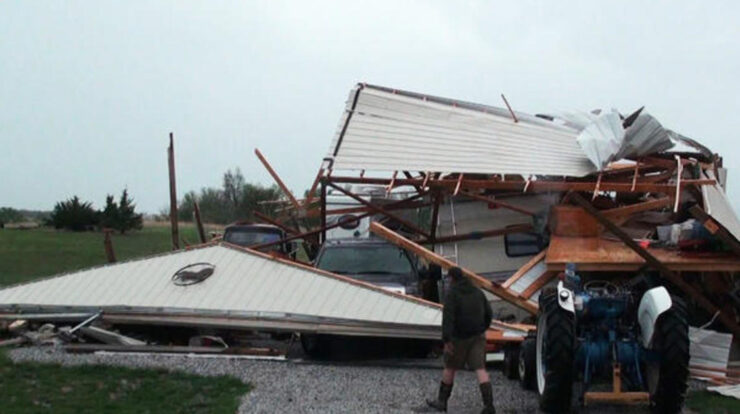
[0,224,251,414]
[0,351,248,414]
[0,224,220,287]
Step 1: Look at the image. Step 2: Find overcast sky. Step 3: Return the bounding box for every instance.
[1,1,738,213]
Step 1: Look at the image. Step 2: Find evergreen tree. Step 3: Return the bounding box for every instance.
[100,195,119,230]
[116,189,143,234]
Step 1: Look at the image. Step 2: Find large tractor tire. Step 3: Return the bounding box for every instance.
[518,333,536,390]
[536,290,576,413]
[645,296,689,414]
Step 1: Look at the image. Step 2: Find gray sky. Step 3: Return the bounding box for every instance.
[1,1,738,213]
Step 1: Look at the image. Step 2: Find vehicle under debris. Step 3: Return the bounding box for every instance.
[2,83,739,412]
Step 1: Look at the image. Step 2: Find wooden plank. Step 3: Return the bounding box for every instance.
[430,224,533,244]
[167,132,180,250]
[602,197,672,219]
[502,251,547,289]
[370,222,538,314]
[571,192,740,338]
[520,271,557,299]
[193,201,207,243]
[460,190,536,216]
[328,182,430,239]
[103,229,116,263]
[546,236,740,272]
[254,148,301,211]
[327,176,715,194]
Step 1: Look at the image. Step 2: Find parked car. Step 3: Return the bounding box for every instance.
[314,238,421,296]
[222,223,296,258]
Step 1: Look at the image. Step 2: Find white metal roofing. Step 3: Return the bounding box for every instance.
[702,170,740,242]
[327,84,596,177]
[0,243,442,331]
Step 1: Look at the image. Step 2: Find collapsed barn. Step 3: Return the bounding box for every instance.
[1,83,739,409]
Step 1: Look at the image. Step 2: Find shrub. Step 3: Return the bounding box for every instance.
[49,196,99,231]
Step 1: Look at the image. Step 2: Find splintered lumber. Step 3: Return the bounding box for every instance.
[370,222,538,314]
[64,344,284,356]
[254,148,301,211]
[168,133,180,250]
[571,193,740,338]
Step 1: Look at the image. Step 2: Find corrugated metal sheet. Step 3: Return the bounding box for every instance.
[327,84,596,177]
[702,170,740,242]
[0,244,442,332]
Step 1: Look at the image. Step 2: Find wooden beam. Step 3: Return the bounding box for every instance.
[254,148,301,211]
[502,251,547,289]
[254,211,299,235]
[571,193,740,338]
[430,224,533,244]
[167,132,180,250]
[103,229,116,263]
[327,176,715,194]
[461,190,536,216]
[193,201,207,243]
[303,167,324,208]
[520,271,557,299]
[328,182,430,239]
[602,197,672,219]
[370,222,538,314]
[251,192,427,251]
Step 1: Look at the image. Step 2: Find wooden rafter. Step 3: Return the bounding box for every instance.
[370,222,538,314]
[460,190,536,216]
[571,193,740,338]
[254,148,301,211]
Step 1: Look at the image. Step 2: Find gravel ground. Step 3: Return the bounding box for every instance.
[9,347,704,413]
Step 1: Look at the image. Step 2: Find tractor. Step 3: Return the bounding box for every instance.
[516,265,690,413]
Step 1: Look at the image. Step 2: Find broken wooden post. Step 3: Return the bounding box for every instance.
[103,229,116,263]
[193,201,207,244]
[571,192,740,338]
[370,221,538,315]
[168,132,180,250]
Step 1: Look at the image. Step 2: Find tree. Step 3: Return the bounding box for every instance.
[100,195,119,230]
[99,190,143,234]
[0,207,24,226]
[116,189,143,234]
[49,196,99,231]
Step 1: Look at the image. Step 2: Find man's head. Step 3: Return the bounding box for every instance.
[448,266,463,282]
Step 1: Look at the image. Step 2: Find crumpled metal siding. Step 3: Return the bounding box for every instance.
[327,84,596,177]
[702,170,740,242]
[0,244,442,327]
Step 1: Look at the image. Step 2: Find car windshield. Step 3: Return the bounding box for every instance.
[317,245,413,276]
[224,229,282,247]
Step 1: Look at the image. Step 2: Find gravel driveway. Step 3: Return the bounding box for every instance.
[9,347,687,413]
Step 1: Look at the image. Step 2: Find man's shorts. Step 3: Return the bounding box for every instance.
[443,334,486,370]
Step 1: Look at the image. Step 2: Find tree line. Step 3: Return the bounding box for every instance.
[48,190,143,233]
[174,168,283,225]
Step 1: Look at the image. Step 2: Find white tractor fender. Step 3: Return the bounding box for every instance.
[637,286,673,348]
[555,281,575,314]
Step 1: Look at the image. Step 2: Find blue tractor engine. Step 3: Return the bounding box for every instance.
[567,274,646,394]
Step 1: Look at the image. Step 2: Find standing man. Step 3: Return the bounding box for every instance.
[426,267,495,413]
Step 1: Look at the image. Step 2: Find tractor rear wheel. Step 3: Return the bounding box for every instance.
[536,290,575,413]
[645,296,689,414]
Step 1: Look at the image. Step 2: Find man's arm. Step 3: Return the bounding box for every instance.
[482,291,493,329]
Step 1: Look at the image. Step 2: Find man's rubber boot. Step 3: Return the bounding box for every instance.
[479,381,496,414]
[425,381,453,412]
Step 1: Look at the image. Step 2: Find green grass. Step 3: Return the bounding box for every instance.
[687,390,740,414]
[0,225,218,287]
[0,350,248,414]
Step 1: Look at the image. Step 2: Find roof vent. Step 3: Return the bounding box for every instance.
[172,263,215,286]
